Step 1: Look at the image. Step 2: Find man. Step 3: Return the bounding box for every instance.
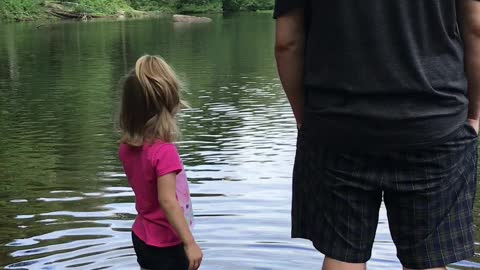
[275,1,480,270]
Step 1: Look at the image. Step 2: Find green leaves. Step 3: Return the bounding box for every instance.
[63,0,132,15]
[0,0,44,21]
[0,0,274,21]
[128,0,273,13]
[223,0,273,12]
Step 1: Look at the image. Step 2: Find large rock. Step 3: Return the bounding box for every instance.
[173,15,212,23]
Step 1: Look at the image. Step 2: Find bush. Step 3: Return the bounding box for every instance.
[63,0,132,15]
[129,0,272,13]
[223,0,273,11]
[0,0,275,21]
[0,0,44,21]
[176,0,222,13]
[127,0,173,11]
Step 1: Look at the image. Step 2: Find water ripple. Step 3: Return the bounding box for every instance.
[1,13,479,270]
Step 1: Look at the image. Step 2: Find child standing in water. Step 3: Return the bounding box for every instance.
[119,55,202,270]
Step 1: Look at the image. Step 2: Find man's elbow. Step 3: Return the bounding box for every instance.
[464,16,480,40]
[462,1,480,39]
[470,23,480,39]
[275,38,303,55]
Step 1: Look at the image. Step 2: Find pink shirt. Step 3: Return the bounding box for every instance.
[119,141,193,248]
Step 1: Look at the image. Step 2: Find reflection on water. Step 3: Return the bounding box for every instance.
[0,13,479,270]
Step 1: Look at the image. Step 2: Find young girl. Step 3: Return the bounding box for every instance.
[118,55,202,270]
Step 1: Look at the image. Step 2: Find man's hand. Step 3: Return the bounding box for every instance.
[468,118,479,135]
[275,8,306,128]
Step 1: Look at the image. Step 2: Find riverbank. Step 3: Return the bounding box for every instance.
[0,0,273,22]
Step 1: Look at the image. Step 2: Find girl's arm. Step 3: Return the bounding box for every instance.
[157,173,202,270]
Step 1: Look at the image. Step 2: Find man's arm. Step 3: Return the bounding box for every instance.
[459,0,480,133]
[275,9,306,128]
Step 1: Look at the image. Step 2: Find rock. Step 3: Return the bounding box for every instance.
[173,14,212,24]
[118,10,126,19]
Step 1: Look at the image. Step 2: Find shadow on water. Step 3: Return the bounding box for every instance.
[0,13,480,269]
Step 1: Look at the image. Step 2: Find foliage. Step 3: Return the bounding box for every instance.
[71,0,274,13]
[175,0,222,13]
[0,0,274,21]
[0,0,45,21]
[59,0,132,15]
[223,0,272,12]
[127,0,173,12]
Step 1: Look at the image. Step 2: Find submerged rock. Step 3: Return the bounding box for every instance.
[173,15,212,23]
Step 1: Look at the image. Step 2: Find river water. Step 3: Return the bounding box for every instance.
[0,13,479,270]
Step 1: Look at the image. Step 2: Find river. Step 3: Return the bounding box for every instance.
[0,13,479,270]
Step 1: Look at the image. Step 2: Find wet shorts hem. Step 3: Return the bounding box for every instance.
[293,234,372,264]
[399,247,475,269]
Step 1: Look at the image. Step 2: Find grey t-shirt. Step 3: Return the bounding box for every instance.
[275,0,469,150]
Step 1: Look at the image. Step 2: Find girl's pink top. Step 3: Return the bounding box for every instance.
[119,141,193,248]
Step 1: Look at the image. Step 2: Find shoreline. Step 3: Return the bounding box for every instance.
[0,11,273,25]
[0,1,273,23]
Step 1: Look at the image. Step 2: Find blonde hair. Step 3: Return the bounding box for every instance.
[119,55,187,146]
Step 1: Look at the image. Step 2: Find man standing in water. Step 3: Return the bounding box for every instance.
[275,1,480,270]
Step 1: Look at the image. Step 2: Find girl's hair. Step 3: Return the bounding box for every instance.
[119,55,186,146]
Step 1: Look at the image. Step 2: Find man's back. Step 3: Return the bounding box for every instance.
[275,1,480,269]
[279,0,468,149]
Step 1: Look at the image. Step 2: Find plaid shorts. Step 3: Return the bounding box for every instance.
[292,122,478,269]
